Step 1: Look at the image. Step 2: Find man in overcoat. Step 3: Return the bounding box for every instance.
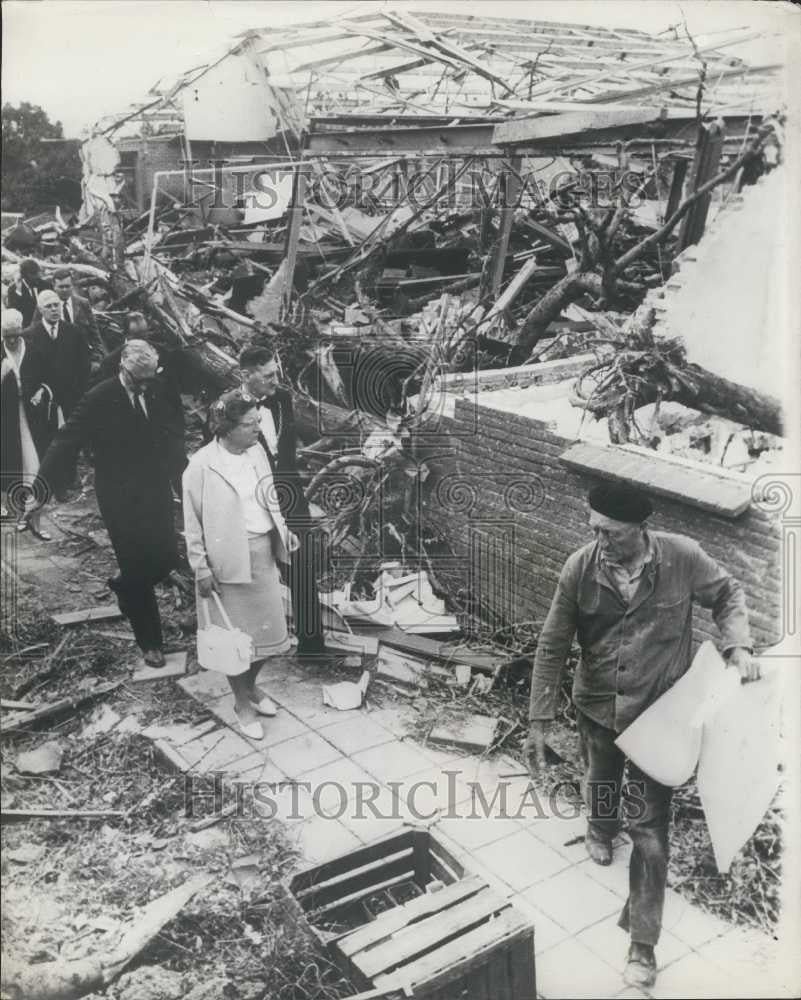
[35,341,183,666]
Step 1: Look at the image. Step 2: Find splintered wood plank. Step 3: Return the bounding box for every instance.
[374,909,532,994]
[356,886,510,980]
[338,875,488,958]
[294,852,416,911]
[131,650,187,682]
[429,714,498,753]
[52,606,123,626]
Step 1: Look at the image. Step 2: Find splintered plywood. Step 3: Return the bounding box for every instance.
[429,714,498,753]
[131,650,188,682]
[560,441,752,517]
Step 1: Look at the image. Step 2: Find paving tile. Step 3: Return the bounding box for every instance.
[235,759,287,785]
[320,715,395,756]
[647,950,745,999]
[393,764,474,822]
[288,816,363,866]
[694,926,790,997]
[577,912,690,972]
[578,841,633,899]
[362,705,415,738]
[300,758,378,819]
[525,865,622,934]
[660,889,732,948]
[509,893,571,955]
[205,694,311,748]
[252,655,301,684]
[178,670,233,703]
[179,729,235,769]
[472,828,569,891]
[251,778,315,824]
[268,731,344,777]
[352,740,437,784]
[527,812,589,862]
[434,814,529,851]
[224,750,273,778]
[535,937,623,999]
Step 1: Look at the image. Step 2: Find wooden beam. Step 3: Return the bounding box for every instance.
[489,156,522,299]
[678,122,725,250]
[665,157,690,221]
[281,162,307,317]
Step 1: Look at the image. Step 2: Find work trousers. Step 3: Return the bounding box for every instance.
[109,572,166,653]
[577,710,673,947]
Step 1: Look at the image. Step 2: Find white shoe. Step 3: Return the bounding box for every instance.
[253,695,278,717]
[234,711,264,740]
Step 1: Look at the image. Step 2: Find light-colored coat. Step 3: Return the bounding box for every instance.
[183,440,290,583]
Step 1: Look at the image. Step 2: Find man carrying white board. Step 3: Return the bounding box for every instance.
[525,483,759,988]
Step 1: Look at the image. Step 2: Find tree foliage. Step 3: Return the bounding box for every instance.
[1,102,82,214]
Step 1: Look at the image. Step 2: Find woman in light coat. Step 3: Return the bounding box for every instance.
[183,390,298,739]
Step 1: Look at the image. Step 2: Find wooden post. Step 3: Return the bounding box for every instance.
[489,156,522,300]
[281,159,308,318]
[678,123,724,250]
[665,156,689,222]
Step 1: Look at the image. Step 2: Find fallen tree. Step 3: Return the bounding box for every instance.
[571,335,783,439]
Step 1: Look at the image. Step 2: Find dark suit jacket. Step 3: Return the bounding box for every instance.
[37,377,182,578]
[7,280,47,327]
[34,293,97,343]
[25,319,90,419]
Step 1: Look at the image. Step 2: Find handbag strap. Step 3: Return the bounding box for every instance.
[210,590,236,632]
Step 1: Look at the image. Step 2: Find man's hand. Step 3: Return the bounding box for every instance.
[524,721,549,778]
[197,574,218,600]
[727,647,760,683]
[287,531,300,554]
[30,388,46,406]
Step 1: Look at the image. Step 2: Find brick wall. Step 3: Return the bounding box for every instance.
[422,398,784,650]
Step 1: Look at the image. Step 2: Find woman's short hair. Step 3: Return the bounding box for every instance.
[1,309,24,334]
[209,388,257,438]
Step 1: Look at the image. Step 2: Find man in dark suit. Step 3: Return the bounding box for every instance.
[50,268,98,347]
[25,289,90,423]
[238,346,326,657]
[35,340,183,667]
[7,259,48,327]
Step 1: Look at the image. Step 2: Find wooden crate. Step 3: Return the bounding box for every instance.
[287,827,466,942]
[285,826,535,1000]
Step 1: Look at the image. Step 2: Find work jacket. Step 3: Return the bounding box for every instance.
[183,440,290,584]
[529,531,752,732]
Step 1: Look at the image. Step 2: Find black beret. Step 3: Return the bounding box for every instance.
[588,483,653,523]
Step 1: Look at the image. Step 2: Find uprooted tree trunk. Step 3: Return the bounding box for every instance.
[510,123,777,363]
[572,347,783,438]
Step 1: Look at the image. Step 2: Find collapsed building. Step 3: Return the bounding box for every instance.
[2,9,792,646]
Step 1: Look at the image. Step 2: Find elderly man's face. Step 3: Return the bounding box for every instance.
[40,298,61,324]
[53,276,73,301]
[589,510,644,563]
[124,360,158,392]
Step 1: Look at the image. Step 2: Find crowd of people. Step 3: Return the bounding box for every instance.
[1,260,325,735]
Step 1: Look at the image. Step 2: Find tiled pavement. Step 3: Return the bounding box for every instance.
[174,658,791,1000]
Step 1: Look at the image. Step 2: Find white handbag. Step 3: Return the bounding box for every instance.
[197,592,253,676]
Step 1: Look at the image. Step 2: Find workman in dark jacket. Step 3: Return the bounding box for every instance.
[525,483,758,990]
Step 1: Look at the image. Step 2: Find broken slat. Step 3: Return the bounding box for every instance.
[51,606,123,626]
[338,875,487,958]
[1,808,125,821]
[0,681,121,739]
